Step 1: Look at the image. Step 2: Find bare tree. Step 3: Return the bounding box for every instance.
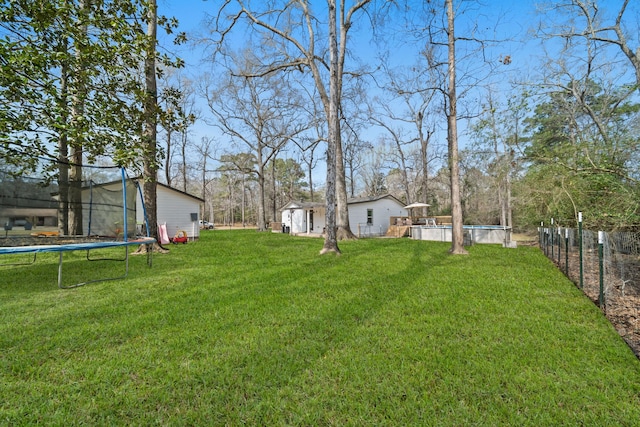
[211,0,374,252]
[203,69,307,231]
[293,87,326,203]
[471,80,533,228]
[194,136,218,222]
[159,73,197,190]
[368,113,413,203]
[444,0,467,254]
[540,0,640,86]
[360,141,388,197]
[373,41,442,208]
[294,134,323,202]
[395,0,506,253]
[342,129,371,198]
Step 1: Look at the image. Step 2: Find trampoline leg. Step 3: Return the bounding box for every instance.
[59,246,130,289]
[0,252,37,267]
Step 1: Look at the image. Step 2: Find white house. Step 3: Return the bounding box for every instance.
[280,194,408,237]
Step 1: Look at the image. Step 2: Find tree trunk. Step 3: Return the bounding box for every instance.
[272,158,278,223]
[505,151,513,228]
[419,125,431,206]
[241,173,246,227]
[181,130,187,192]
[334,2,356,241]
[58,52,69,236]
[321,0,340,255]
[68,149,83,235]
[256,154,267,231]
[335,129,356,240]
[68,0,87,236]
[138,0,166,253]
[446,0,467,255]
[165,128,172,186]
[308,161,315,202]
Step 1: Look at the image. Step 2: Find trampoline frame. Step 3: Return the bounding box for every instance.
[0,238,155,288]
[1,167,156,289]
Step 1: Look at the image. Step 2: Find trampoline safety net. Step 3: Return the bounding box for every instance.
[1,165,139,241]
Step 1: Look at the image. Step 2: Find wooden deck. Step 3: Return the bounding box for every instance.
[385,225,410,237]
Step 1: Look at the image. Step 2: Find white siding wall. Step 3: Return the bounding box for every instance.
[281,209,307,233]
[311,208,326,234]
[156,187,201,239]
[348,198,408,235]
[281,207,326,234]
[282,200,406,236]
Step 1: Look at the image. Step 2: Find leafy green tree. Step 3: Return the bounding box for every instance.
[0,0,183,239]
[520,82,640,228]
[272,158,307,202]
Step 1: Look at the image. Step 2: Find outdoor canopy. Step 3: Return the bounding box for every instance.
[404,202,431,209]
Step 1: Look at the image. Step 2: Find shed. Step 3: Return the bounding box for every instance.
[78,180,203,240]
[280,201,326,235]
[142,182,204,241]
[280,194,408,237]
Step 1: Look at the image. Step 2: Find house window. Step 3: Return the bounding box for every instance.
[366,209,373,225]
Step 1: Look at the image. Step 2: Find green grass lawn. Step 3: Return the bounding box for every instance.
[1,230,639,425]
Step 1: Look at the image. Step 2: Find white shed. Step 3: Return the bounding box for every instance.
[81,179,203,240]
[139,182,203,241]
[280,201,326,235]
[280,194,408,237]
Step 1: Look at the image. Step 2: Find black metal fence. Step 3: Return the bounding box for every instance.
[539,219,640,356]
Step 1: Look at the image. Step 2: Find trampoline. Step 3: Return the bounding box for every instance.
[0,237,155,288]
[1,164,156,289]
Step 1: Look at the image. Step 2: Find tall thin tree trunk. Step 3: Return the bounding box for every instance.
[418,117,431,205]
[256,156,267,231]
[58,48,70,236]
[321,0,340,254]
[141,0,162,251]
[165,129,171,186]
[68,149,83,235]
[308,162,315,202]
[335,1,355,241]
[271,158,277,223]
[181,129,187,192]
[498,182,506,226]
[68,0,87,236]
[335,129,355,240]
[446,0,467,255]
[241,173,246,226]
[505,152,513,228]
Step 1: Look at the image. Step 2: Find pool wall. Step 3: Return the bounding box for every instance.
[410,225,512,245]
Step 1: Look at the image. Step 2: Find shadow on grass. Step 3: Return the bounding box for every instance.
[3,231,640,425]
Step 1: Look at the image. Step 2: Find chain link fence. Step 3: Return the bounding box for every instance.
[539,221,640,357]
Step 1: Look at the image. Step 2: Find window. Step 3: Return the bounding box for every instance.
[366,209,373,225]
